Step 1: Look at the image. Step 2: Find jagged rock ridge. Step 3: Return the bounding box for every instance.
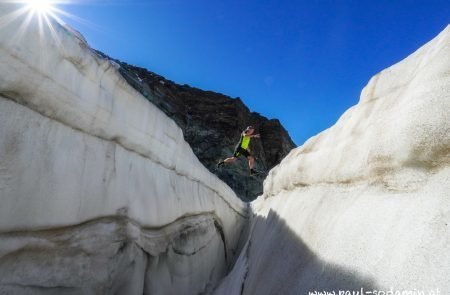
[95,51,296,202]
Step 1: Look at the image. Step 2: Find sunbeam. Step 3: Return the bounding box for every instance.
[0,0,95,46]
[25,0,55,15]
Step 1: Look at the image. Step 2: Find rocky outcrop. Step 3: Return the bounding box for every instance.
[216,26,450,294]
[95,53,296,202]
[0,3,247,294]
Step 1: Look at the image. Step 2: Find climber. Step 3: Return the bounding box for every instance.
[217,126,260,175]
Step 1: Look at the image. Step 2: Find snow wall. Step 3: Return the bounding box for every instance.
[0,3,248,295]
[216,25,450,295]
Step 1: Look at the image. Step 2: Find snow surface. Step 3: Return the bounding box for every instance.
[0,3,247,294]
[216,26,450,294]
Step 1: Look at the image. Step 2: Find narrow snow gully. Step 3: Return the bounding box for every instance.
[1,2,448,295]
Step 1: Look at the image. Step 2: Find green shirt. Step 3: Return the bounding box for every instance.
[240,134,251,150]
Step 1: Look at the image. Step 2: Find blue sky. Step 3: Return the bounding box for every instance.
[60,0,450,145]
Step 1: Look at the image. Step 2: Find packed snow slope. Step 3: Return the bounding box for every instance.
[0,3,247,294]
[216,26,450,294]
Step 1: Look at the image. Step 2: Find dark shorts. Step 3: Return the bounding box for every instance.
[233,147,251,158]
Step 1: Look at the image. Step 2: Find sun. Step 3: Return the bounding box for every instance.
[25,0,56,15]
[2,0,93,44]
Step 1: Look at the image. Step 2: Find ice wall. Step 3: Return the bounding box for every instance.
[0,3,247,294]
[216,26,450,294]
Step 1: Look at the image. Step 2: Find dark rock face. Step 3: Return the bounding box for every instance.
[97,51,296,201]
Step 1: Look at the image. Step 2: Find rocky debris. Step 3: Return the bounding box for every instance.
[95,51,296,201]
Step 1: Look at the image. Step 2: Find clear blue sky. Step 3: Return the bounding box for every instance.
[60,0,450,145]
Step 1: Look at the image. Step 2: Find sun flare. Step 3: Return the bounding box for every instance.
[25,0,55,15]
[1,0,96,45]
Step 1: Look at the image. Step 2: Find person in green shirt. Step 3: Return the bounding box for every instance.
[217,126,260,175]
